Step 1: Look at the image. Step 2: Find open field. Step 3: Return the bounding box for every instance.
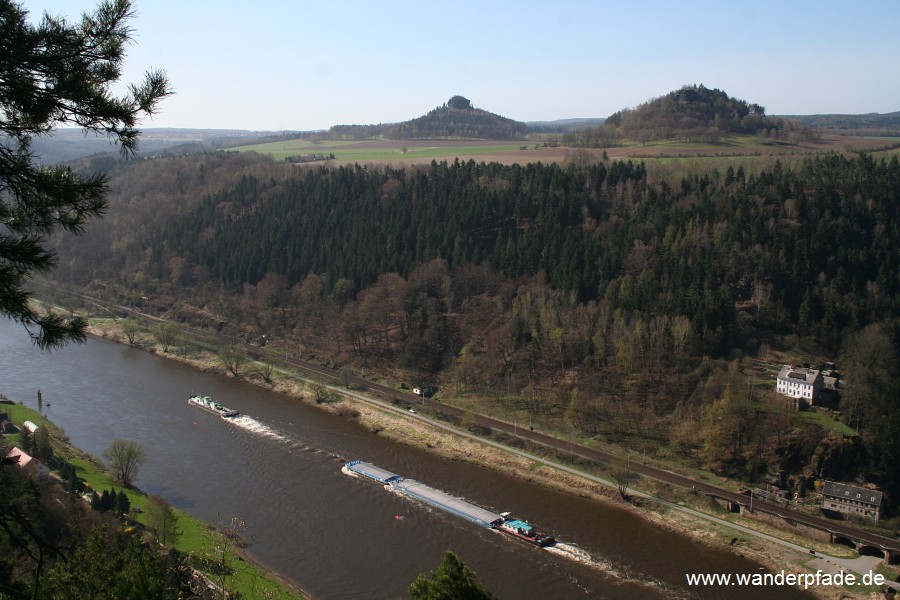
[229,134,898,167]
[230,138,534,162]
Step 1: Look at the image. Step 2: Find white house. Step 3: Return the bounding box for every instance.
[776,365,824,405]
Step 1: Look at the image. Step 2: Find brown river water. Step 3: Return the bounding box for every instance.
[0,321,813,599]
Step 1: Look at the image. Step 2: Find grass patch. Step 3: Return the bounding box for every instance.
[796,409,857,436]
[1,401,45,427]
[877,563,900,584]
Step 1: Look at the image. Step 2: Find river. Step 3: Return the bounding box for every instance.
[0,321,811,599]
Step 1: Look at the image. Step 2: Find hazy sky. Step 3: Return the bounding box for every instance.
[23,0,900,131]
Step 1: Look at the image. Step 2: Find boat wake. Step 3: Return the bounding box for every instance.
[547,543,603,566]
[228,414,341,461]
[229,415,293,444]
[546,543,689,598]
[546,543,622,575]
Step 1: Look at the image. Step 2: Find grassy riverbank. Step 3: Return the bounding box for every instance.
[0,399,306,599]
[80,317,900,599]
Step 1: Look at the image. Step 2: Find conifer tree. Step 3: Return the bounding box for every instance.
[408,551,494,600]
[0,0,171,348]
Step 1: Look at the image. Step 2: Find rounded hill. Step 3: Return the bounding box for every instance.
[328,96,528,141]
[604,84,812,143]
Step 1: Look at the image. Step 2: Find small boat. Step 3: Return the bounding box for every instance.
[188,395,239,419]
[497,512,555,547]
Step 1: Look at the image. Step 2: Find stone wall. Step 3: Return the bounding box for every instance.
[739,506,834,544]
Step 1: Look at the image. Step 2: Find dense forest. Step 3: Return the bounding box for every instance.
[327,96,528,140]
[49,150,900,511]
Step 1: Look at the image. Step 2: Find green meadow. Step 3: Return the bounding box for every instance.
[231,138,530,162]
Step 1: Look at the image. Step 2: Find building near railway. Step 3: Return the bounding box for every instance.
[821,480,883,521]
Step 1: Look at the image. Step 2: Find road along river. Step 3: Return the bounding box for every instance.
[0,321,812,599]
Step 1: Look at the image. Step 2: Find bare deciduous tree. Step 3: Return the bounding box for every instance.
[219,344,247,377]
[104,439,146,487]
[611,467,639,499]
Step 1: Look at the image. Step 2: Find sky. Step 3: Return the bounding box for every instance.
[22,0,900,131]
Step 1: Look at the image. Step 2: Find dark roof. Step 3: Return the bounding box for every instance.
[822,481,882,506]
[777,365,821,384]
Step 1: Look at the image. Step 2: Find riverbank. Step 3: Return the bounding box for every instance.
[0,398,307,600]
[83,319,894,599]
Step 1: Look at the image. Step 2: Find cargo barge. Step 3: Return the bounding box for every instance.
[343,461,554,546]
[188,395,239,419]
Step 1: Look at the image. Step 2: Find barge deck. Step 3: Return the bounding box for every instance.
[344,460,503,528]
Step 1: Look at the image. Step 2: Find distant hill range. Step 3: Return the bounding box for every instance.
[327,95,529,140]
[28,128,280,164]
[774,111,900,136]
[23,88,899,164]
[526,118,606,133]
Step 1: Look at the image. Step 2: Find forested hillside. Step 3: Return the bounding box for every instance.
[156,155,896,354]
[50,151,900,509]
[566,84,815,146]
